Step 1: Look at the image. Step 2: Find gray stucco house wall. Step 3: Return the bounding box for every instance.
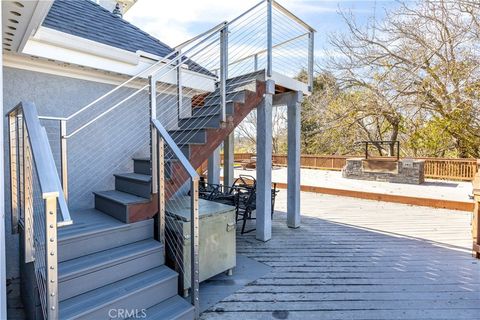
[3,66,184,279]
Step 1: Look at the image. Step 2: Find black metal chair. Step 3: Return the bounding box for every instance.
[235,181,279,235]
[199,176,279,235]
[235,186,257,234]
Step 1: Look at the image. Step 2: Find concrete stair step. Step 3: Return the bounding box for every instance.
[135,296,194,320]
[59,240,164,301]
[94,190,151,223]
[58,209,153,262]
[59,266,178,319]
[115,172,152,198]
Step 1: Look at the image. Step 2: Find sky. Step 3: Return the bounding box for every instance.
[124,0,404,59]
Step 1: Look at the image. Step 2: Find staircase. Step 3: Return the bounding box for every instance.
[43,73,267,319]
[46,72,268,320]
[53,158,193,319]
[164,72,267,196]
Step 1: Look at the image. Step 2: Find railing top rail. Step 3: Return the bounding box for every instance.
[151,119,199,180]
[271,0,316,32]
[211,32,310,72]
[8,101,73,225]
[174,21,228,50]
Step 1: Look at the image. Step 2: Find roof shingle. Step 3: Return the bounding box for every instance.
[43,0,174,58]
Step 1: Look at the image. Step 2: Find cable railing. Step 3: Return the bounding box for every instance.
[33,1,314,318]
[7,101,73,319]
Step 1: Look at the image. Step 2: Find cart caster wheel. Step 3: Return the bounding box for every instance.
[226,268,233,276]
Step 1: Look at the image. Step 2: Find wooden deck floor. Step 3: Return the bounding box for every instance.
[201,191,480,320]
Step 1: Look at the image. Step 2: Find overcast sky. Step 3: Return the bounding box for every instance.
[124,0,402,58]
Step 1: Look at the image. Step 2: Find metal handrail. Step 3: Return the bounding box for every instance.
[8,101,73,225]
[151,120,199,179]
[8,101,72,318]
[174,21,228,50]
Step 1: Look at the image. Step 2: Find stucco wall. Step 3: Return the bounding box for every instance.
[2,67,183,279]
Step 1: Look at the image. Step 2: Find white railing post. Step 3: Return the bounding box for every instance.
[45,194,59,319]
[220,24,229,123]
[157,135,165,250]
[150,76,158,193]
[177,51,183,121]
[190,176,200,319]
[267,0,273,77]
[60,120,68,202]
[23,122,34,264]
[8,112,19,234]
[308,31,315,92]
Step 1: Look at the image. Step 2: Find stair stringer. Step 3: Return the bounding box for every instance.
[165,80,266,199]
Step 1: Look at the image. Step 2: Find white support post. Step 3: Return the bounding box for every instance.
[223,134,234,187]
[256,80,275,242]
[287,91,303,228]
[208,147,220,185]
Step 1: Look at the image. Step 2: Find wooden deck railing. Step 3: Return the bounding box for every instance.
[220,153,479,181]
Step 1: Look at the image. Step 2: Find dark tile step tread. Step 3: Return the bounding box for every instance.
[59,266,178,319]
[59,240,163,281]
[133,296,194,319]
[114,172,152,183]
[94,190,151,205]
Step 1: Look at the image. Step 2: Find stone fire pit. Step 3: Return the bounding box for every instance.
[342,158,425,185]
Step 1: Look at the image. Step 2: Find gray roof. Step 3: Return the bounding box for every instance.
[43,0,174,58]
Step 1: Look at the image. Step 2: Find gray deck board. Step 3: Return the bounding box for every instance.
[201,191,480,319]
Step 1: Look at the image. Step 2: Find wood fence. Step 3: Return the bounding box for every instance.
[223,153,478,181]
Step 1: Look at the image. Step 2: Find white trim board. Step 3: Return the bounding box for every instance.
[3,53,210,99]
[21,27,216,92]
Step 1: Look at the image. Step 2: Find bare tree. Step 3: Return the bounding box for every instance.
[325,0,480,157]
[235,106,288,154]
